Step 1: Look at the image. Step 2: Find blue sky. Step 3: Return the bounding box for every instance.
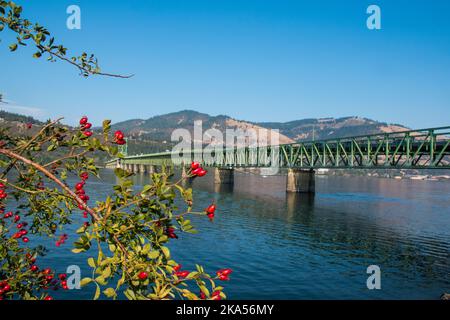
[1,0,449,128]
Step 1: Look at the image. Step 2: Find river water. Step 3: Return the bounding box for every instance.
[36,170,449,300]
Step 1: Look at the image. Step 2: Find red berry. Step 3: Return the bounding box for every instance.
[22,237,30,243]
[206,204,216,214]
[191,168,202,176]
[83,131,93,137]
[218,274,229,281]
[138,272,148,280]
[59,274,67,281]
[30,265,39,272]
[75,182,84,190]
[43,268,52,275]
[80,172,89,180]
[14,215,20,223]
[116,139,126,145]
[44,296,54,300]
[84,122,92,129]
[3,284,11,292]
[79,116,88,125]
[217,268,233,276]
[191,162,200,170]
[175,271,190,278]
[207,213,215,220]
[173,264,181,272]
[197,169,208,177]
[200,292,206,299]
[114,130,124,139]
[212,291,222,300]
[168,232,178,239]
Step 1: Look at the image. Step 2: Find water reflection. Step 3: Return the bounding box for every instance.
[41,169,450,299]
[286,192,315,217]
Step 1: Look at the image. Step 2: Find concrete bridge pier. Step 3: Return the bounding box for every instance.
[139,164,146,174]
[214,168,234,185]
[286,169,315,193]
[146,165,154,174]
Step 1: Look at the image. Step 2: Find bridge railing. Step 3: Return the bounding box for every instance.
[106,126,450,169]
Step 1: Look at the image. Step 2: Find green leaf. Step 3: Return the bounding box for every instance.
[103,288,116,298]
[102,266,111,278]
[87,257,96,268]
[147,250,159,259]
[161,246,170,258]
[199,285,210,297]
[80,278,93,287]
[142,243,151,254]
[124,289,136,300]
[94,285,101,300]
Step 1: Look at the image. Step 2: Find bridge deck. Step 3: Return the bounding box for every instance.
[107,126,450,170]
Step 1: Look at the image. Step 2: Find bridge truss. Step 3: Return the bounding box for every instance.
[111,126,450,170]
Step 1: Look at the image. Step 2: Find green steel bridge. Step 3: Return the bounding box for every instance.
[106,126,450,170]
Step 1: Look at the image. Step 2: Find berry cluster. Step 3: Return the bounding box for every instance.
[166,226,178,239]
[199,290,223,300]
[75,172,90,211]
[59,273,69,290]
[205,203,216,221]
[114,130,126,145]
[0,281,11,300]
[6,212,30,243]
[175,270,190,278]
[55,234,68,247]
[172,264,189,279]
[79,116,93,137]
[190,162,207,177]
[216,268,232,281]
[0,183,7,199]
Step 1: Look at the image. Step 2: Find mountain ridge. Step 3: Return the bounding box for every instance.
[110,109,410,143]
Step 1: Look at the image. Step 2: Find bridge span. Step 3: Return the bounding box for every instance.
[105,126,450,193]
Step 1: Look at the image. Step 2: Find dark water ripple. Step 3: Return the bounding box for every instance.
[7,170,450,300]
